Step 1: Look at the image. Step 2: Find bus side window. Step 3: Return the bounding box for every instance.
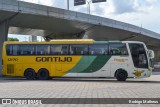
[110,48,121,55]
[70,45,88,55]
[61,45,69,55]
[40,50,45,55]
[6,45,13,55]
[70,46,75,55]
[36,45,50,55]
[50,45,69,55]
[70,48,74,55]
[109,43,128,55]
[20,45,35,55]
[81,51,84,55]
[90,51,94,55]
[89,44,108,55]
[51,45,61,55]
[12,45,19,56]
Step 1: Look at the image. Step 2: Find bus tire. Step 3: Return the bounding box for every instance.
[37,68,49,80]
[24,68,36,80]
[115,69,128,81]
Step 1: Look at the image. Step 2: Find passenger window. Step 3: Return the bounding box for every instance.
[50,45,69,55]
[13,45,20,56]
[20,45,35,55]
[36,45,50,55]
[89,44,108,55]
[6,45,13,55]
[70,45,88,55]
[109,43,128,55]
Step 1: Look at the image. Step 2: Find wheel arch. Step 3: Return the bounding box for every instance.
[24,68,36,80]
[38,68,50,74]
[114,68,128,77]
[24,68,36,76]
[37,68,50,80]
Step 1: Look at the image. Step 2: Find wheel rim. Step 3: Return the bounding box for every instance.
[28,71,33,77]
[119,72,125,79]
[25,69,35,80]
[40,71,46,77]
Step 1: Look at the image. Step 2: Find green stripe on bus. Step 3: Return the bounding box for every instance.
[80,56,111,73]
[68,56,97,73]
[69,56,111,73]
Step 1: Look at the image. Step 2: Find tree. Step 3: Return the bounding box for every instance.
[8,38,19,41]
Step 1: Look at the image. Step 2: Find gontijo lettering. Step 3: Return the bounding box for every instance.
[36,57,72,62]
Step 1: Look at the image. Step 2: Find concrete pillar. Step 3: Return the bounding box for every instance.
[0,21,9,76]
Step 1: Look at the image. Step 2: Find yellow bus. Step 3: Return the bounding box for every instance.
[2,39,154,81]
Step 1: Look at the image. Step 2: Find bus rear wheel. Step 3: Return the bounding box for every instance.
[37,69,49,80]
[115,69,128,81]
[24,68,36,80]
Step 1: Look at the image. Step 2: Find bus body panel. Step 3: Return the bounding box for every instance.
[2,40,153,79]
[109,56,130,77]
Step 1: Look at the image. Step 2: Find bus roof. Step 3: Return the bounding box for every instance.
[4,39,144,45]
[4,39,94,44]
[50,39,94,44]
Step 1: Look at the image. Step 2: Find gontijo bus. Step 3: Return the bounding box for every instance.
[2,39,154,81]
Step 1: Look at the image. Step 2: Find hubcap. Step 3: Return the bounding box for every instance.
[119,73,125,79]
[28,71,33,77]
[40,71,46,77]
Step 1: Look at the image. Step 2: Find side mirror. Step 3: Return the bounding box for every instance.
[148,50,155,59]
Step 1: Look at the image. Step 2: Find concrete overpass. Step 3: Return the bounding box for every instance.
[0,0,160,72]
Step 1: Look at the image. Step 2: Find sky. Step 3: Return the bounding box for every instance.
[9,0,160,41]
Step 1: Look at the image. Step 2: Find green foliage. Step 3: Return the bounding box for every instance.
[8,38,19,41]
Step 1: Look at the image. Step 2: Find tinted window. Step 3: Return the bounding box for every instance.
[89,44,108,55]
[36,45,50,55]
[20,45,35,55]
[6,45,19,56]
[6,45,13,55]
[109,43,128,55]
[70,45,88,55]
[50,45,69,55]
[13,45,19,55]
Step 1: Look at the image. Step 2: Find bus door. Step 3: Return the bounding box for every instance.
[129,43,149,77]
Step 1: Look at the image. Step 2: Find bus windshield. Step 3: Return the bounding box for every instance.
[129,43,148,69]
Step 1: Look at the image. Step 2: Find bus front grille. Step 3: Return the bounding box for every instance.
[7,64,14,74]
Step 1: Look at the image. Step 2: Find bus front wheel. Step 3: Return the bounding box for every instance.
[37,69,49,80]
[24,68,36,80]
[115,69,128,81]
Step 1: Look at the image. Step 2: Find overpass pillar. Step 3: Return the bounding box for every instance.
[0,21,9,76]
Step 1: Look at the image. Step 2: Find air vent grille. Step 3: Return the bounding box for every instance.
[7,64,14,74]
